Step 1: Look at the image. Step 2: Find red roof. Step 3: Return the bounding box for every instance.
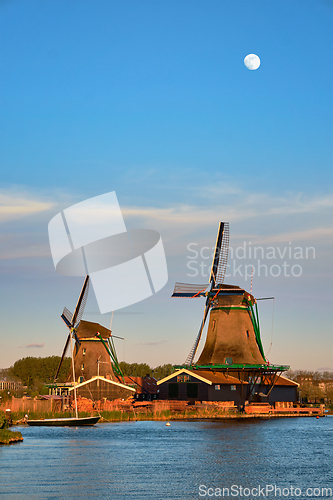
[123,376,158,394]
[190,370,246,385]
[267,375,299,387]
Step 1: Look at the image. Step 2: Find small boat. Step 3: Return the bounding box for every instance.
[27,416,100,427]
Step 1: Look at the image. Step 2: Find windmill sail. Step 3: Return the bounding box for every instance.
[172,282,209,297]
[53,333,71,382]
[71,275,90,327]
[61,307,73,327]
[214,222,229,285]
[184,300,211,365]
[179,222,230,365]
[55,276,90,380]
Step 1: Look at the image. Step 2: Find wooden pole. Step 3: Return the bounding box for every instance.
[70,333,78,419]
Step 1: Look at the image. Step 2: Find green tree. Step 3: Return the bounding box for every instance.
[118,362,175,379]
[119,362,152,377]
[0,368,10,380]
[8,356,71,388]
[0,411,9,430]
[324,384,333,404]
[152,364,174,380]
[300,382,324,403]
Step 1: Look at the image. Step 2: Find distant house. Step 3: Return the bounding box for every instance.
[265,375,299,403]
[68,375,135,400]
[123,376,158,401]
[250,375,299,403]
[0,380,24,391]
[47,375,136,401]
[157,369,246,404]
[157,369,298,405]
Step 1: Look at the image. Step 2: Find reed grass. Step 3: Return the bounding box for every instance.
[10,407,240,424]
[0,429,23,445]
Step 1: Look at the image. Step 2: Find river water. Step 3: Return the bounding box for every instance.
[1,417,332,499]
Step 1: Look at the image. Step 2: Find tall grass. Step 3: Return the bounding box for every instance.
[0,429,23,444]
[10,407,240,424]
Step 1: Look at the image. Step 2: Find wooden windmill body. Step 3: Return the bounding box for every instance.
[172,223,289,404]
[196,285,265,366]
[69,320,118,383]
[54,276,134,401]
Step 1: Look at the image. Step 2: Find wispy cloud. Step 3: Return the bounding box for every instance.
[0,190,55,222]
[0,185,332,263]
[26,343,45,348]
[233,227,333,245]
[135,340,168,346]
[122,191,333,227]
[0,236,50,260]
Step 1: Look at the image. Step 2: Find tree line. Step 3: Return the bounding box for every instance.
[5,358,332,404]
[1,357,175,393]
[286,370,333,404]
[118,362,174,380]
[4,356,71,391]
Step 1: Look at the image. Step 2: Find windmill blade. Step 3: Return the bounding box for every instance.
[183,222,229,365]
[71,275,90,327]
[72,330,81,348]
[61,307,73,327]
[211,222,229,286]
[184,299,211,365]
[172,282,210,297]
[54,333,71,382]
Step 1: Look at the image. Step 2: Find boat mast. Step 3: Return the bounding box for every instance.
[70,333,78,419]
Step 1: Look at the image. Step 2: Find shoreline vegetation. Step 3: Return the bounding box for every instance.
[0,400,328,442]
[7,402,327,427]
[0,429,23,444]
[0,411,23,445]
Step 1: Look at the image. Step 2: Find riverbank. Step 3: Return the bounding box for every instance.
[0,411,23,444]
[9,402,326,425]
[0,429,23,445]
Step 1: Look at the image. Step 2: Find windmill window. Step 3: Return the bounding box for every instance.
[231,385,236,391]
[81,364,84,371]
[79,376,83,383]
[246,330,250,338]
[83,349,86,355]
[225,357,233,365]
[215,385,220,390]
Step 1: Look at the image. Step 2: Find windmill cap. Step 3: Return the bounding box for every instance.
[76,320,111,339]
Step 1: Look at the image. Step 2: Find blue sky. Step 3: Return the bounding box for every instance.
[0,0,332,371]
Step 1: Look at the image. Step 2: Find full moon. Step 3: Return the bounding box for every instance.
[244,54,260,70]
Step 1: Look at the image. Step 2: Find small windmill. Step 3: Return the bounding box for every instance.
[54,275,124,386]
[54,276,90,382]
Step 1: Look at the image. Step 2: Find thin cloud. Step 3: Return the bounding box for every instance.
[122,192,333,227]
[26,343,45,348]
[233,227,333,245]
[135,340,168,346]
[0,191,54,222]
[1,185,332,262]
[0,242,50,260]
